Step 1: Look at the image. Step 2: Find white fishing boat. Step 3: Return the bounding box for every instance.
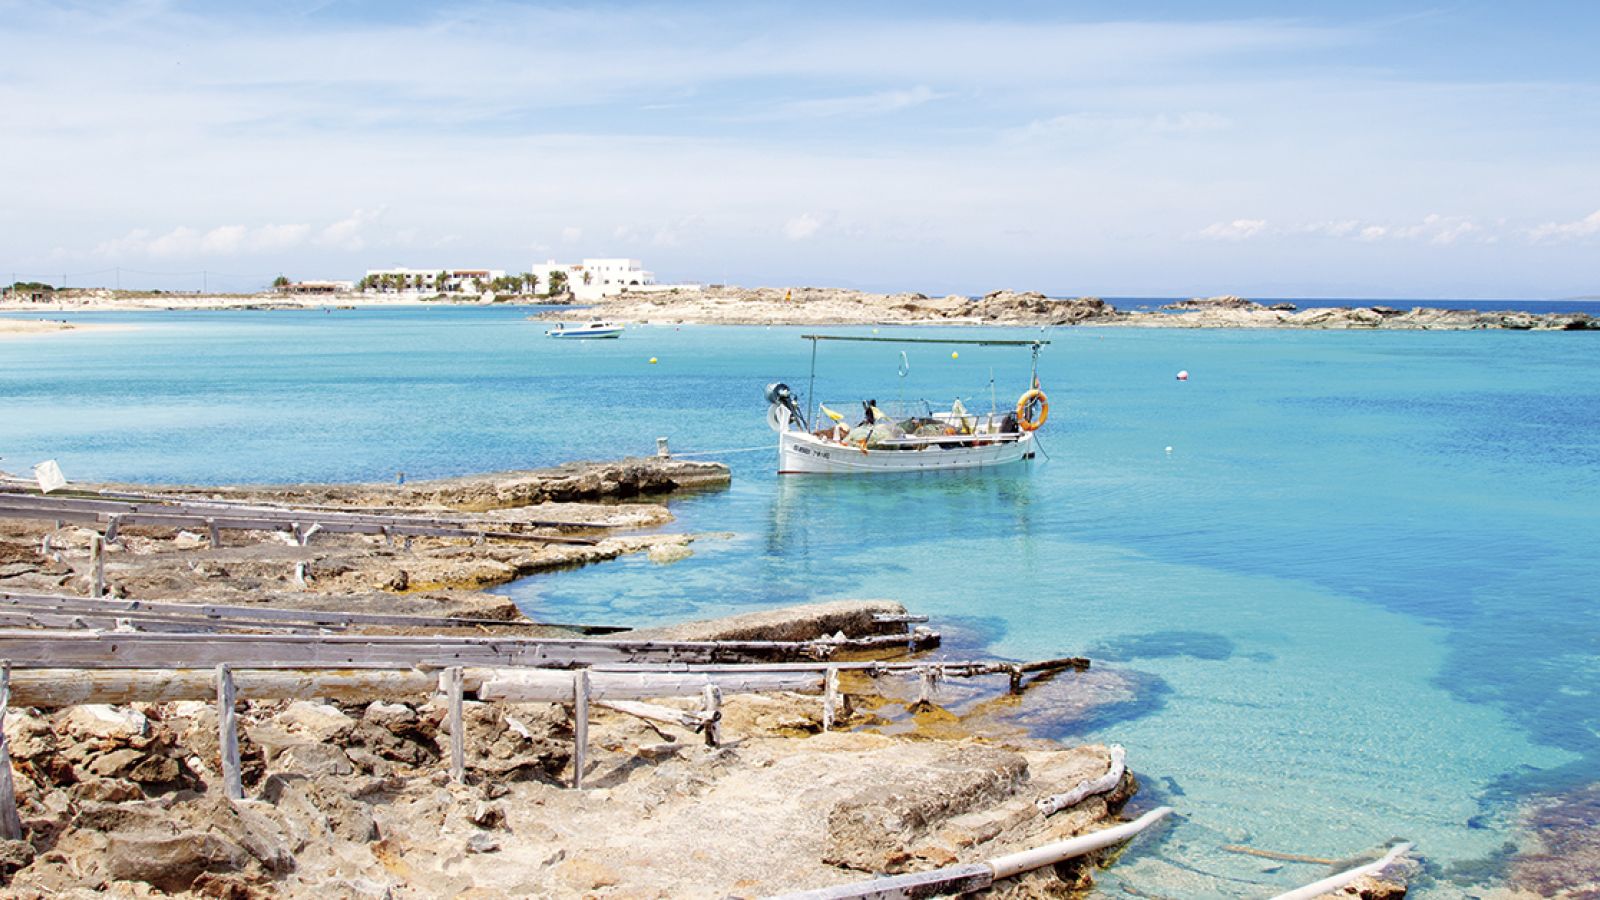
[767,335,1051,475]
[545,320,623,339]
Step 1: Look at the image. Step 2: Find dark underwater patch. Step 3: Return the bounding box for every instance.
[1089,630,1236,662]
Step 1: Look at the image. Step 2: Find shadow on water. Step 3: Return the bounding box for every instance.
[765,466,1039,557]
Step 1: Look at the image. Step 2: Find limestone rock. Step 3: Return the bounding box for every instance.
[271,701,355,742]
[824,743,1029,873]
[102,832,252,892]
[61,705,148,742]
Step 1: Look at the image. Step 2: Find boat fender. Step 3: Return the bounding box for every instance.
[1016,389,1049,431]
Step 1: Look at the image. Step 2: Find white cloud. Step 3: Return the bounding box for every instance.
[783,214,822,241]
[763,86,944,120]
[560,227,583,244]
[1529,209,1600,242]
[316,208,383,251]
[1011,111,1229,143]
[1289,220,1360,238]
[251,223,311,251]
[1353,213,1480,244]
[1196,219,1268,241]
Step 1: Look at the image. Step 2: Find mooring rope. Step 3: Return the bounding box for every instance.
[669,444,777,458]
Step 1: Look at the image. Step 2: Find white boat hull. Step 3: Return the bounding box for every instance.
[778,429,1034,474]
[546,320,624,339]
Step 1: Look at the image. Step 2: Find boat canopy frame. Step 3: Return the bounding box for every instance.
[798,334,1049,434]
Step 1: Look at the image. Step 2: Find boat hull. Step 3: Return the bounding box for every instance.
[778,429,1035,474]
[546,329,622,339]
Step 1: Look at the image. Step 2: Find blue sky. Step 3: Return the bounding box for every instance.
[2,1,1598,297]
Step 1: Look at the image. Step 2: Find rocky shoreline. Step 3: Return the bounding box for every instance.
[7,286,1594,331]
[0,458,1168,897]
[560,286,1598,331]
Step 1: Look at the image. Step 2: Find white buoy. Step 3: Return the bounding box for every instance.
[1176,370,1189,381]
[1165,446,1173,455]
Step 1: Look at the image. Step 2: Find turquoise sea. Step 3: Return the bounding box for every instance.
[2,307,1596,896]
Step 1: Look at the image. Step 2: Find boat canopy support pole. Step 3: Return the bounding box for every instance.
[807,337,818,433]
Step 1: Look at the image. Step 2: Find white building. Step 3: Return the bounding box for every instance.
[529,258,697,302]
[363,268,506,295]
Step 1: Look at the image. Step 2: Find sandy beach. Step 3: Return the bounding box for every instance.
[0,318,132,340]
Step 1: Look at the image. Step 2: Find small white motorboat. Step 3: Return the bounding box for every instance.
[767,334,1051,475]
[545,320,623,339]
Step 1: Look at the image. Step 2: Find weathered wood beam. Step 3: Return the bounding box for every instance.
[446,666,465,784]
[8,667,440,706]
[0,629,833,669]
[0,663,23,839]
[216,664,243,800]
[572,669,590,789]
[0,591,625,635]
[480,668,825,702]
[772,807,1174,899]
[1037,745,1126,816]
[1267,843,1413,900]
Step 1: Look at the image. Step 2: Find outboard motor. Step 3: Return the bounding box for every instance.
[765,382,808,432]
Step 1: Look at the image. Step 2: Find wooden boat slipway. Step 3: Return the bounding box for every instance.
[766,334,1051,475]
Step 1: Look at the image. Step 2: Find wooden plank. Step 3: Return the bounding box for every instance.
[0,486,617,528]
[0,503,599,547]
[572,669,590,789]
[9,667,440,707]
[595,699,712,732]
[0,630,833,670]
[90,534,105,599]
[701,683,722,747]
[447,666,465,784]
[480,669,825,703]
[0,662,23,840]
[0,590,622,634]
[216,664,243,800]
[822,665,839,732]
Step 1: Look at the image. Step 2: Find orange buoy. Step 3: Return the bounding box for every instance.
[1016,389,1049,431]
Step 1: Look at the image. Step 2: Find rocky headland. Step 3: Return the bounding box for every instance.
[554,286,1598,331]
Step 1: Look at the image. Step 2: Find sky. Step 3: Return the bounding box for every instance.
[2,1,1598,298]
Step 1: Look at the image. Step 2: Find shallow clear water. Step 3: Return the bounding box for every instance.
[2,307,1596,895]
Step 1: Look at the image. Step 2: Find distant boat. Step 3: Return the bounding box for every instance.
[545,321,623,339]
[767,334,1050,475]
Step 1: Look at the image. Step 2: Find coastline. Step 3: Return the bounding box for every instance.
[0,458,1166,897]
[7,286,1596,330]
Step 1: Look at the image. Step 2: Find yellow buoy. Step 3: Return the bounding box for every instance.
[951,351,959,360]
[649,357,658,364]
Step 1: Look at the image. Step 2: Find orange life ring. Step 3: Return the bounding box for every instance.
[1016,389,1049,431]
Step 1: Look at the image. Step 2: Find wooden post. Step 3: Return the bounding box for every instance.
[0,662,24,840]
[446,666,465,784]
[701,683,722,747]
[215,664,243,800]
[572,669,590,789]
[822,665,839,732]
[916,666,936,706]
[206,518,220,549]
[90,534,105,599]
